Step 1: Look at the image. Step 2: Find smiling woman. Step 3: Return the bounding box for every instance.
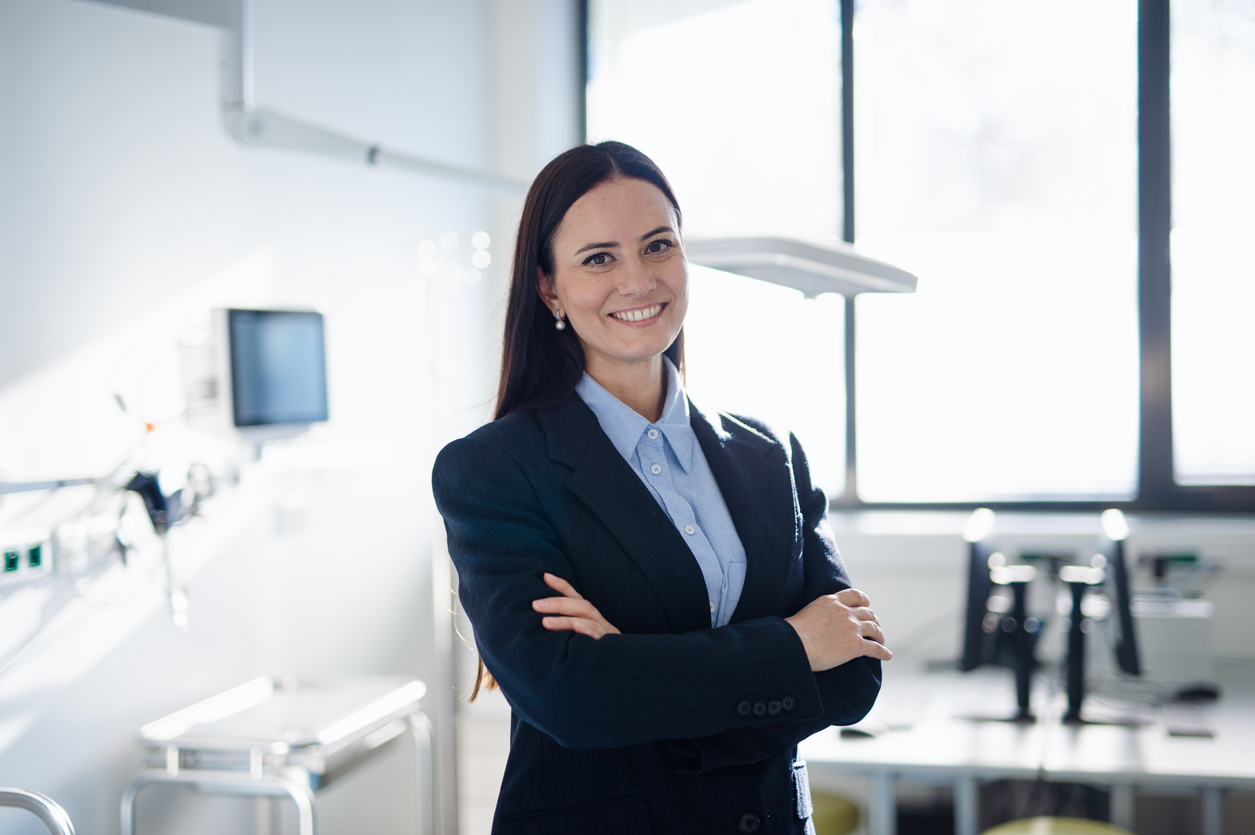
[432,142,888,834]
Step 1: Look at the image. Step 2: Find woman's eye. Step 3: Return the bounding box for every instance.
[645,239,674,255]
[584,252,612,266]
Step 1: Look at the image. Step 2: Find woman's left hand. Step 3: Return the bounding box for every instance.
[533,573,621,639]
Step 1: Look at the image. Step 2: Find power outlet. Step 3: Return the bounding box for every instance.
[0,528,53,587]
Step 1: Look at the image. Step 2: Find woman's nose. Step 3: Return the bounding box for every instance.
[616,259,656,296]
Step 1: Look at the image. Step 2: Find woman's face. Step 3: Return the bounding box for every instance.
[539,177,688,382]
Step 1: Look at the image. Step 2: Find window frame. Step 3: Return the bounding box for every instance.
[580,0,1255,513]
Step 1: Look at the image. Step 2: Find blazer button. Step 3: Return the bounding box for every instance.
[752,701,767,717]
[781,696,795,711]
[738,811,761,833]
[737,700,752,716]
[768,699,782,716]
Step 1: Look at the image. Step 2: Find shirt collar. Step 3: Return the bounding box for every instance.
[574,357,695,473]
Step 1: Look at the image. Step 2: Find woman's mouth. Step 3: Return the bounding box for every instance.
[609,303,664,323]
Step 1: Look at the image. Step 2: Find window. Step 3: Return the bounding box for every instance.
[854,0,1139,501]
[585,0,1255,511]
[1169,0,1255,486]
[587,0,848,497]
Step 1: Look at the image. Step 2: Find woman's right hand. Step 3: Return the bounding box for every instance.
[784,588,893,671]
[533,572,621,640]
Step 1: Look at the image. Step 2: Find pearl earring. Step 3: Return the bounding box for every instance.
[554,311,566,331]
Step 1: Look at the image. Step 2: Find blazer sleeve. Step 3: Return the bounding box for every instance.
[670,431,883,773]
[433,432,830,750]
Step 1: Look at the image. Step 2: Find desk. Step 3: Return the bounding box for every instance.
[799,666,1255,835]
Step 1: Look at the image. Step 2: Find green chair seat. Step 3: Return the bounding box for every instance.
[982,817,1134,835]
[810,791,860,835]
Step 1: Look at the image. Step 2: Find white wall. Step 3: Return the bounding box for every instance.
[0,1,576,833]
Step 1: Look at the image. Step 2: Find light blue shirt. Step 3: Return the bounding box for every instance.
[575,359,748,628]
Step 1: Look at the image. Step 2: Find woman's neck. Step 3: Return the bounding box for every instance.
[586,356,667,423]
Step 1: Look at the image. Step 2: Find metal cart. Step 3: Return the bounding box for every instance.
[0,788,76,835]
[121,676,432,835]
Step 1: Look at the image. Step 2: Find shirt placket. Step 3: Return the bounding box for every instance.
[639,429,724,626]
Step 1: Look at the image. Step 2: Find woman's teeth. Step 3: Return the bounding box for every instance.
[610,304,663,322]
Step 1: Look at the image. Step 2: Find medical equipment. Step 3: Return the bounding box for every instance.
[122,677,433,835]
[0,788,76,835]
[208,308,330,442]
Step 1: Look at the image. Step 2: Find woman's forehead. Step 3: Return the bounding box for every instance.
[555,178,677,249]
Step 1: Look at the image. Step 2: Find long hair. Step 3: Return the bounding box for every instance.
[469,141,684,701]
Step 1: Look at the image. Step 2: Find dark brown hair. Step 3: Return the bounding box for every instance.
[469,141,685,701]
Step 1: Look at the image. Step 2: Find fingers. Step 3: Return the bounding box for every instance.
[859,617,886,646]
[540,616,611,639]
[862,638,894,661]
[835,588,871,608]
[533,579,622,639]
[854,606,880,626]
[533,595,601,620]
[543,572,584,600]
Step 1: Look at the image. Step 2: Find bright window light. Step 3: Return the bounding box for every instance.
[684,267,846,497]
[589,0,847,497]
[587,0,842,242]
[853,0,1140,501]
[1170,0,1255,486]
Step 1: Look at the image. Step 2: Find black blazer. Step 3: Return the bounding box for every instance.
[432,393,881,835]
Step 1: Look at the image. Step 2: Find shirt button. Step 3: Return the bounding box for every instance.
[647,428,658,439]
[650,463,662,475]
[710,601,716,613]
[684,525,696,535]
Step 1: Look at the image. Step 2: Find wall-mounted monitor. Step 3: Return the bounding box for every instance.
[212,308,328,440]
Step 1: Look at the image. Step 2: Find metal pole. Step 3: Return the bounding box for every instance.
[0,788,76,835]
[871,771,896,835]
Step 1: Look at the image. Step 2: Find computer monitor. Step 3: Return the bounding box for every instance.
[1060,510,1143,724]
[1099,508,1141,677]
[959,535,998,672]
[957,508,1038,722]
[213,308,329,440]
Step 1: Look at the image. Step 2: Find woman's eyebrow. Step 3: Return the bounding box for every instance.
[574,240,619,256]
[572,227,674,257]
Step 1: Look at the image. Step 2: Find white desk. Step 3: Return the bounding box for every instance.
[799,666,1255,835]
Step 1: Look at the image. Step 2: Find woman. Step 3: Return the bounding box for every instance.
[432,141,890,834]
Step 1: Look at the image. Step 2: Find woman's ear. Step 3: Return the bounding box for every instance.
[536,265,559,312]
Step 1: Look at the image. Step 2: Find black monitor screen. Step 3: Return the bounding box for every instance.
[228,309,329,427]
[1101,535,1141,677]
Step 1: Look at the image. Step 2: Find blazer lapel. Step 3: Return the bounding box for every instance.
[689,403,799,624]
[538,395,712,634]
